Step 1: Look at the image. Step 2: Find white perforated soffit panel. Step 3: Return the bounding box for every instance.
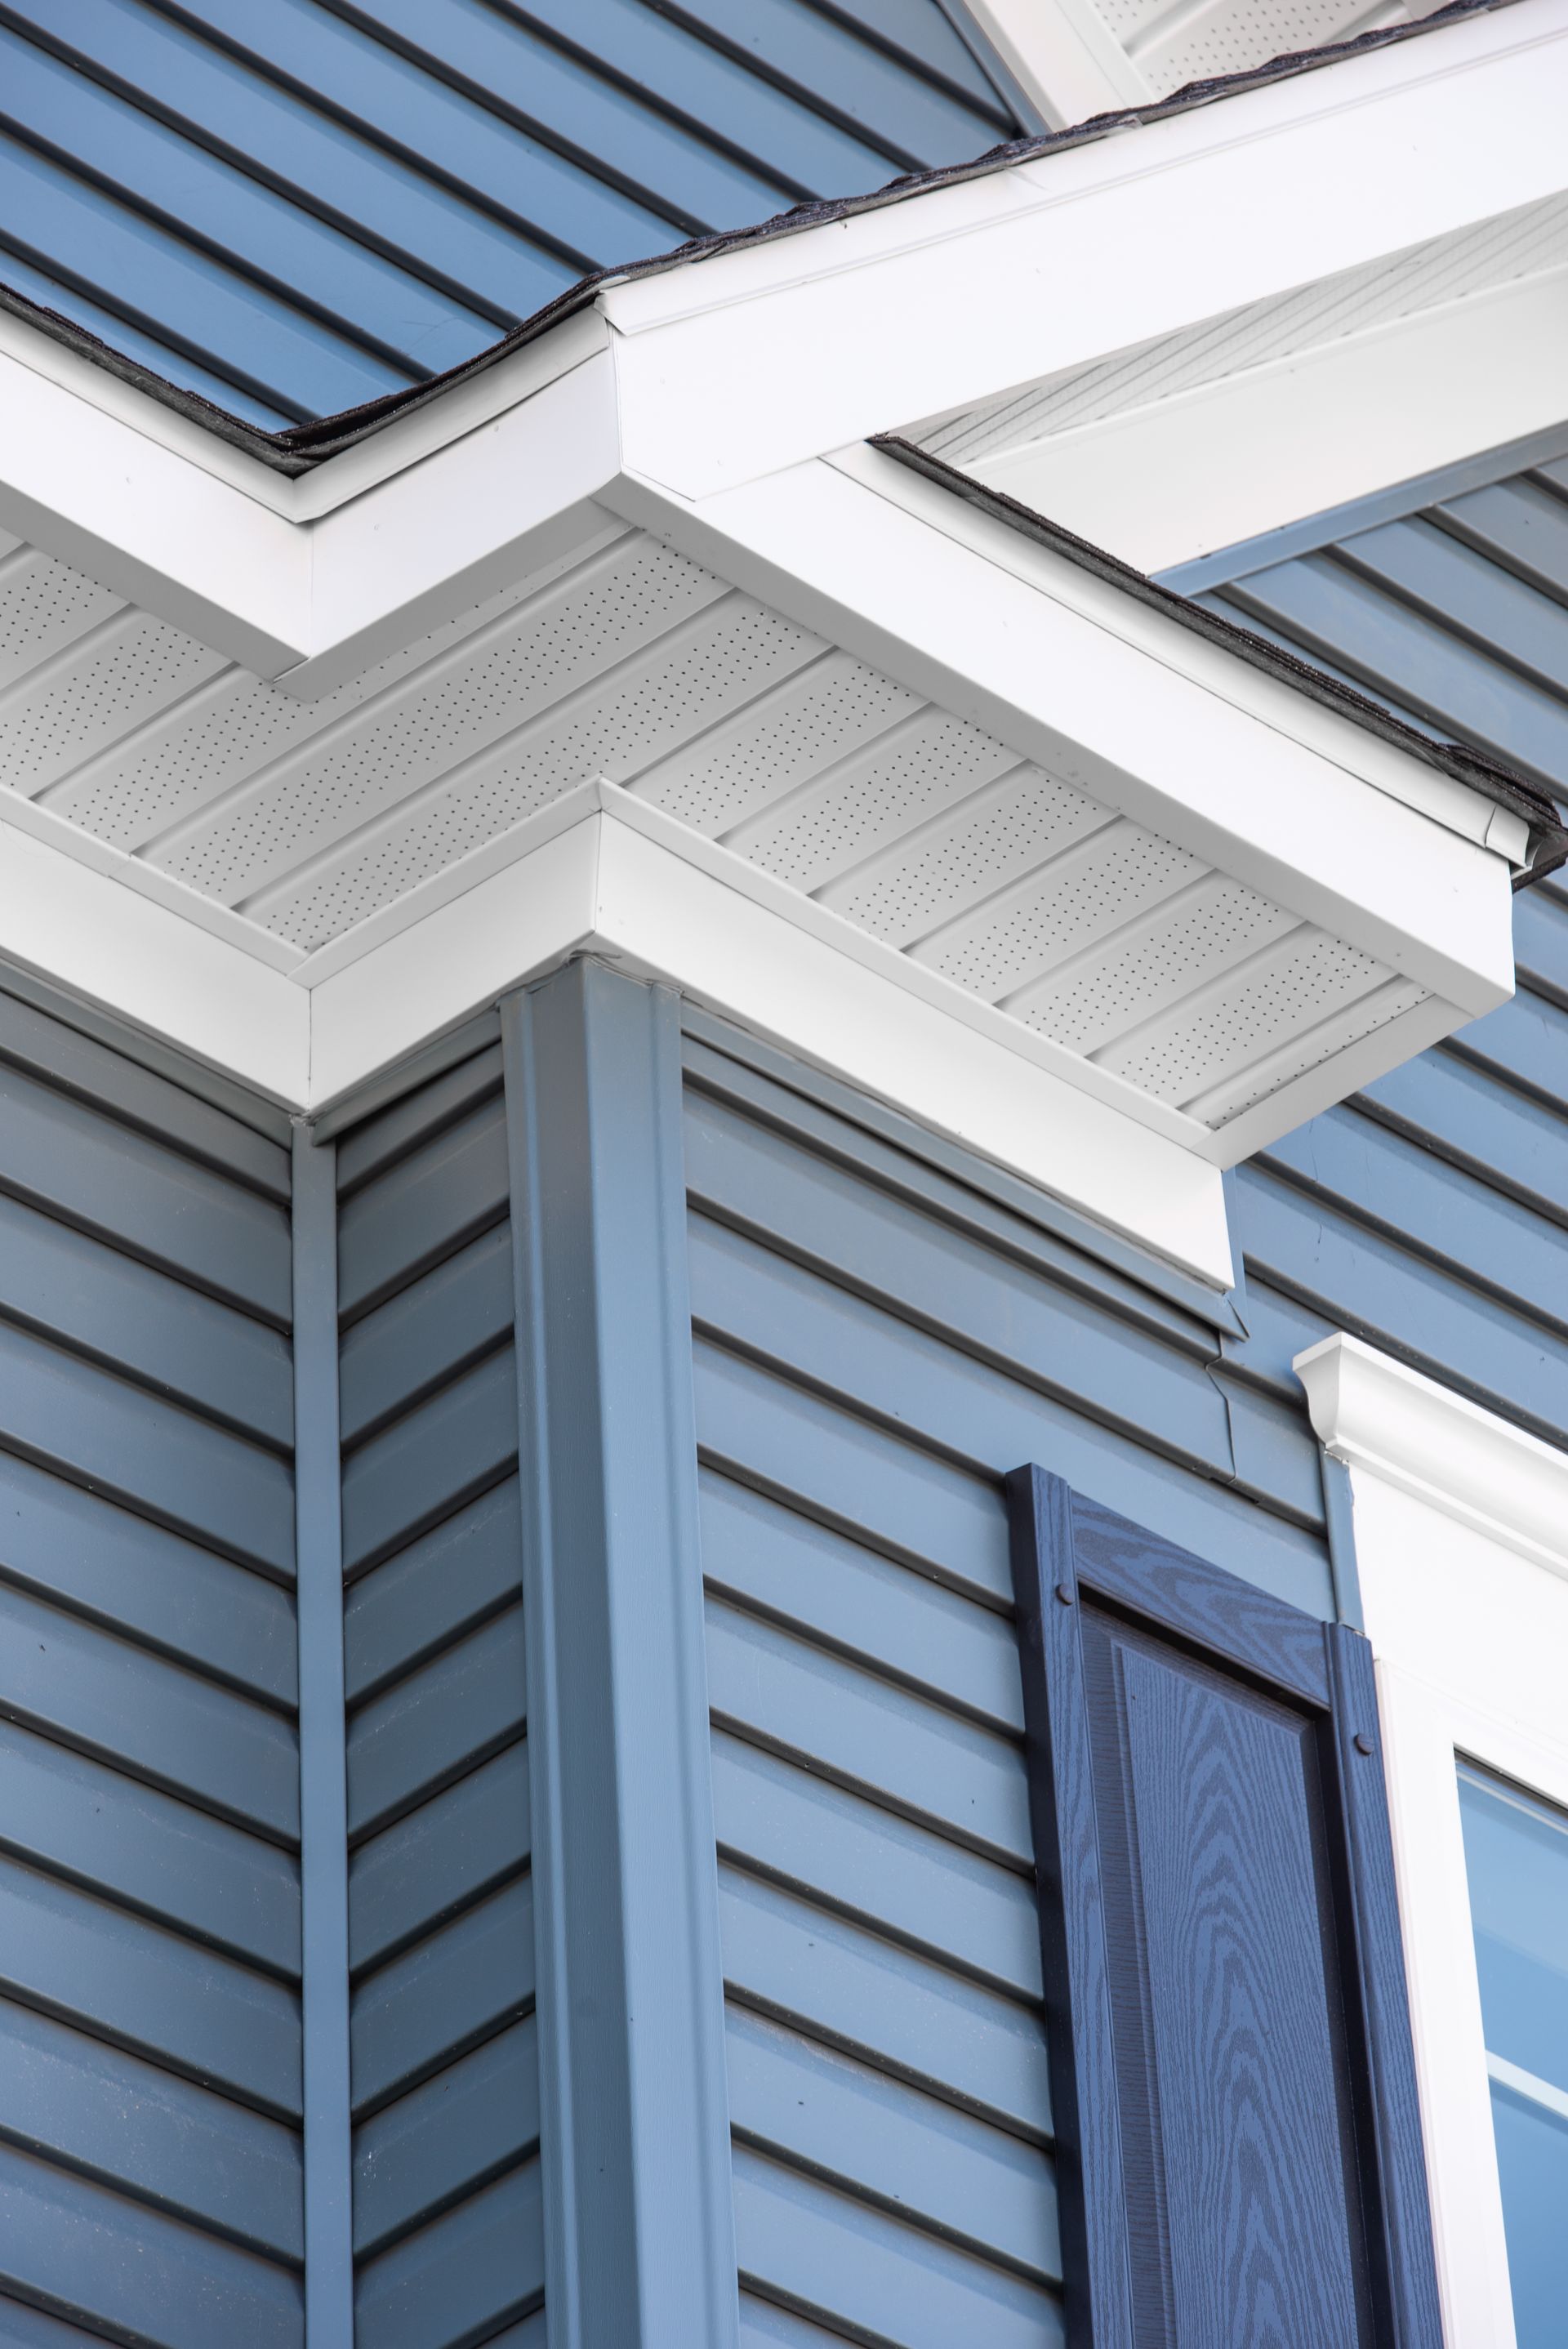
[1046,0,1450,106]
[917,191,1568,466]
[0,524,1433,1135]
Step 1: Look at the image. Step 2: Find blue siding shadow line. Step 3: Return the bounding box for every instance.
[0,0,1022,427]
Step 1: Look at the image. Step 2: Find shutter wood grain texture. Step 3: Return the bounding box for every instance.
[1009,1468,1441,2349]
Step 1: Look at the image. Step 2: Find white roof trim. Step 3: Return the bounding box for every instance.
[1294,1333,1568,1582]
[0,783,1235,1286]
[608,448,1517,1029]
[0,0,1561,689]
[939,251,1568,573]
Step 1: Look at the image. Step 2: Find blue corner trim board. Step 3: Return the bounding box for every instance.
[503,961,738,2349]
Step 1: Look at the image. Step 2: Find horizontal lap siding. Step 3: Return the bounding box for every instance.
[0,981,303,2347]
[338,1044,542,2349]
[1187,449,1568,1466]
[0,0,1021,430]
[685,1023,1334,2347]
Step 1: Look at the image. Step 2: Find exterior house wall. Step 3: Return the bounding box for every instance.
[1167,440,1568,1463]
[0,972,302,2345]
[334,1042,541,2345]
[0,937,1403,2348]
[679,1005,1346,2343]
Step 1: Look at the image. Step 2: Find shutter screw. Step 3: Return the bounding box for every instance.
[1353,1732,1374,1756]
[1054,1582,1075,1606]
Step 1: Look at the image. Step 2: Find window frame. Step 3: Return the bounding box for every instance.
[1296,1332,1568,2349]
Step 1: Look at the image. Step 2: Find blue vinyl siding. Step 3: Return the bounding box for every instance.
[336,1037,545,2348]
[0,0,1022,429]
[682,1006,1345,2347]
[1162,436,1568,1464]
[0,970,303,2347]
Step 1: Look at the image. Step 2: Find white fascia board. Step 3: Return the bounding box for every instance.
[604,0,1568,499]
[0,815,308,1105]
[1294,1331,1568,1582]
[970,260,1568,573]
[308,790,1233,1285]
[608,449,1518,1017]
[0,324,623,690]
[1,3,1564,693]
[0,782,1229,1278]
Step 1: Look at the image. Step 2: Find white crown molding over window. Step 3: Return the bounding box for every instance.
[1294,1333,1568,1581]
[1294,1332,1568,2348]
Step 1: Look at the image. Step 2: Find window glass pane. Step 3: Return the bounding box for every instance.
[1457,1763,1568,2349]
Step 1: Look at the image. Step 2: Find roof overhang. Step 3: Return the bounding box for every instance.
[0,0,1564,691]
[0,0,1561,1294]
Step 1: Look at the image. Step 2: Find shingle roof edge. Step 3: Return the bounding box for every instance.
[0,0,1525,476]
[867,435,1568,889]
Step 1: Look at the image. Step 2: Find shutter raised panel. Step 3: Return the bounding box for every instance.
[1009,1469,1441,2349]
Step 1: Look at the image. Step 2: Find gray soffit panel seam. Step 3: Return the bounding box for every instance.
[0,0,1522,467]
[870,435,1568,882]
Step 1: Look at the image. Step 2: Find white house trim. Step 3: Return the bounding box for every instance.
[611,450,1519,1023]
[1295,1333,1568,1581]
[603,0,1568,500]
[0,0,1561,689]
[1294,1332,1568,2348]
[956,0,1156,126]
[0,786,1234,1285]
[945,257,1568,574]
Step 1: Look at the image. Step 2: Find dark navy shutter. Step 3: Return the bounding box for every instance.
[1008,1469,1440,2349]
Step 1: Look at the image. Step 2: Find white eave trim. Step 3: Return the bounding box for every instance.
[0,0,1563,688]
[608,448,1518,1035]
[1294,1333,1568,1581]
[0,786,1235,1286]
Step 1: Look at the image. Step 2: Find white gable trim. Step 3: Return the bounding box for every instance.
[951,254,1568,575]
[0,0,1561,690]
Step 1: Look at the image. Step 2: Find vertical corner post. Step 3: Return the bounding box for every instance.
[292,1126,354,2346]
[502,960,738,2349]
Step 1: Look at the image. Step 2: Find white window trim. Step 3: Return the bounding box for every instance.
[1295,1333,1568,2349]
